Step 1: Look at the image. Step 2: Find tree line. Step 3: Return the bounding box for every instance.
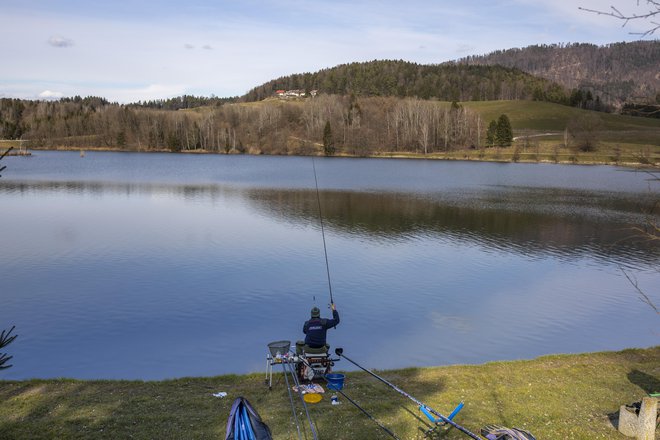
[0,95,516,156]
[457,41,660,109]
[242,60,571,105]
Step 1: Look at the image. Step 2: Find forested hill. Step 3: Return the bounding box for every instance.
[242,60,569,104]
[456,41,660,107]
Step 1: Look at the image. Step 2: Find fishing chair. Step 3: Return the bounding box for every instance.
[296,343,334,382]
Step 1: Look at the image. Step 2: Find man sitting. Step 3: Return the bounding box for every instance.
[302,303,340,353]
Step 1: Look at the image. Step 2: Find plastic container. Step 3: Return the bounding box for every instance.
[268,340,290,357]
[303,393,322,404]
[325,373,345,390]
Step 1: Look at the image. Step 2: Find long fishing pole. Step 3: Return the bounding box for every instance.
[311,157,334,306]
[281,363,303,440]
[328,385,402,440]
[335,348,484,440]
[285,361,319,440]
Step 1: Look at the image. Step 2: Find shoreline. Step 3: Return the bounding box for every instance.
[15,145,660,169]
[1,346,658,439]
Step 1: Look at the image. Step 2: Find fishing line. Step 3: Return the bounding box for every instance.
[311,157,334,306]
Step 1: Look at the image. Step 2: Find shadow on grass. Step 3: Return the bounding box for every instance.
[627,369,660,395]
[0,377,240,440]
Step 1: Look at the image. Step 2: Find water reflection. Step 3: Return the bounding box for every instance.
[2,158,658,380]
[3,180,657,268]
[248,186,658,268]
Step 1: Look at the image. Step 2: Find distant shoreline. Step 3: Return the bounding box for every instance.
[17,145,659,169]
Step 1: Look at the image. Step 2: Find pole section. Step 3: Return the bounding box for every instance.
[335,349,484,440]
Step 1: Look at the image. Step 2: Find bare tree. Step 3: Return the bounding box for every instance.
[620,170,659,315]
[580,1,660,37]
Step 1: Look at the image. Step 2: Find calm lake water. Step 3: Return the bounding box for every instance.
[1,151,658,380]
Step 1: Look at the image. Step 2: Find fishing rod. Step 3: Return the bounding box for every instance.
[325,382,402,440]
[285,360,319,440]
[335,348,485,440]
[280,363,303,440]
[311,157,334,307]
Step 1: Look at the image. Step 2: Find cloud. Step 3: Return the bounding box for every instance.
[111,83,189,103]
[184,43,213,50]
[48,35,74,48]
[456,44,476,54]
[39,90,64,99]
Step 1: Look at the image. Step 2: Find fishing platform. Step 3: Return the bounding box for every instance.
[265,340,340,389]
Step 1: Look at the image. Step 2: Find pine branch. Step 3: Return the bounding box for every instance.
[0,326,17,350]
[0,326,18,370]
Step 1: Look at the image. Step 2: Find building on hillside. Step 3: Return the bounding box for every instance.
[274,89,317,99]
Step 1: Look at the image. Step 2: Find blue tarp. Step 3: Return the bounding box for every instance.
[225,396,273,440]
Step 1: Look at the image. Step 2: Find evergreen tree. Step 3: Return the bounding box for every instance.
[116,130,127,148]
[323,120,335,156]
[486,120,498,147]
[495,114,513,147]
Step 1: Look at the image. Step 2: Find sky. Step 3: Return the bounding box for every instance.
[1,0,657,103]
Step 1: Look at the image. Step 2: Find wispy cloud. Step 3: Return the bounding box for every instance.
[48,35,74,48]
[111,83,189,103]
[456,44,476,55]
[184,43,195,49]
[39,90,64,99]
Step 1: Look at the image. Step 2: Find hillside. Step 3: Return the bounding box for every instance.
[242,60,569,104]
[456,41,660,108]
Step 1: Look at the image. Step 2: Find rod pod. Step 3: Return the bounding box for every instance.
[335,348,485,440]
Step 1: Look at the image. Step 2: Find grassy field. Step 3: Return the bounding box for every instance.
[458,101,659,166]
[1,347,658,439]
[377,140,658,166]
[463,101,660,137]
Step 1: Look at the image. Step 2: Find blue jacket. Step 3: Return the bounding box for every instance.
[303,310,340,348]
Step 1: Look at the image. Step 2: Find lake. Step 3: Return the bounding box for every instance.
[1,151,658,380]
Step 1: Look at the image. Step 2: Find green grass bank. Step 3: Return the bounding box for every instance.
[1,347,658,439]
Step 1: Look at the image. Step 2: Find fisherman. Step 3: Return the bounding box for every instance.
[303,302,340,351]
